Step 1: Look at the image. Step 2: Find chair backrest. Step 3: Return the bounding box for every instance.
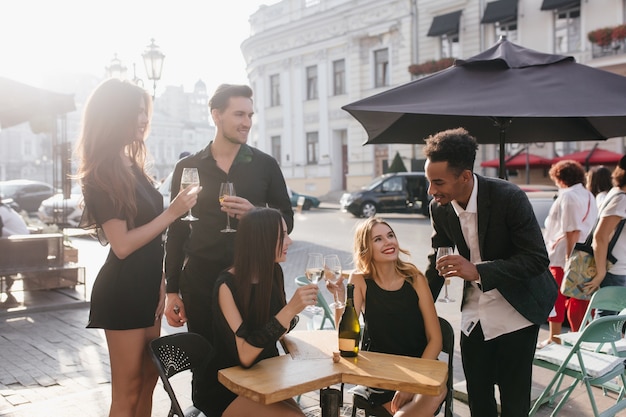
[579,287,626,330]
[149,332,214,417]
[295,275,336,329]
[438,316,454,417]
[577,314,626,346]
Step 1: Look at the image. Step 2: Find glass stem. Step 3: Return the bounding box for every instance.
[226,212,230,229]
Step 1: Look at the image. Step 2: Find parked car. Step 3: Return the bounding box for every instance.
[0,179,55,214]
[519,184,558,227]
[288,188,320,210]
[38,185,83,227]
[340,172,431,218]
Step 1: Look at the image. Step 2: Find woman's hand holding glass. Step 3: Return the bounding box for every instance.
[169,183,201,220]
[324,254,345,308]
[289,283,320,313]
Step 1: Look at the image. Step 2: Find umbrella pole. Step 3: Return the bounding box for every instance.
[498,126,508,180]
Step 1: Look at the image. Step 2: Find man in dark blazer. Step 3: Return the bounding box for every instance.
[423,128,557,417]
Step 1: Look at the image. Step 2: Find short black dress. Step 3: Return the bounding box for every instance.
[362,278,427,405]
[201,269,287,417]
[85,167,164,330]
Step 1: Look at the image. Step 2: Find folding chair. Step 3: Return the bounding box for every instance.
[149,332,214,417]
[530,315,626,417]
[351,316,454,417]
[295,275,336,330]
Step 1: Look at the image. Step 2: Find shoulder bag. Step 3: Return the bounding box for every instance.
[562,192,626,300]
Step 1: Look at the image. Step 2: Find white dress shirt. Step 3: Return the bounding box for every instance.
[451,175,533,340]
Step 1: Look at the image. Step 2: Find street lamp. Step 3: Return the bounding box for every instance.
[105,53,127,79]
[142,38,165,99]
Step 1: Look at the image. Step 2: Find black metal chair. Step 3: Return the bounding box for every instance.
[351,316,454,417]
[149,332,214,417]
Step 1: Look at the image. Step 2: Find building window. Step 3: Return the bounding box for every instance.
[441,34,460,58]
[496,21,518,43]
[306,65,318,100]
[270,74,280,106]
[374,48,389,88]
[333,59,346,95]
[306,132,319,164]
[427,10,462,59]
[554,5,581,53]
[271,135,281,165]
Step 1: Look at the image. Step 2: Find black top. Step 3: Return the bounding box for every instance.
[363,278,427,358]
[164,143,294,293]
[85,167,164,330]
[202,269,287,417]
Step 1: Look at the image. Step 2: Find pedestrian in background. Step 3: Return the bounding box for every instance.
[540,160,597,348]
[586,156,626,314]
[76,78,198,417]
[163,84,293,412]
[423,128,556,417]
[587,165,613,208]
[205,207,314,417]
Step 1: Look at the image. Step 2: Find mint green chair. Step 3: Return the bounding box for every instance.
[294,275,335,330]
[531,315,626,417]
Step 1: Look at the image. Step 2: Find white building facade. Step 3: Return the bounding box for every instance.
[242,0,626,194]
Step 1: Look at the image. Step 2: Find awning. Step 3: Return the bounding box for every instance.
[481,152,552,169]
[427,10,463,37]
[552,147,623,166]
[540,0,579,11]
[482,0,518,24]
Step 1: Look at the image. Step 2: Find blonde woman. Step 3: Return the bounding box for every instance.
[332,217,446,416]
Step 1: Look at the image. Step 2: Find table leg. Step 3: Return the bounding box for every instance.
[320,387,342,417]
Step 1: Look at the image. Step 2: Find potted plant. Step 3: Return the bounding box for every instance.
[612,24,626,42]
[408,57,455,76]
[588,27,614,47]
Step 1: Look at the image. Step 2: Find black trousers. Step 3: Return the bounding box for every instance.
[460,322,539,417]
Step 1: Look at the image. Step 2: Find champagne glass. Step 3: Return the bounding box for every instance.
[324,254,344,308]
[437,246,455,303]
[219,182,237,232]
[180,168,200,221]
[305,253,323,284]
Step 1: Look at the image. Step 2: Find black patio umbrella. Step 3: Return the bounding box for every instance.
[0,77,75,131]
[342,38,626,179]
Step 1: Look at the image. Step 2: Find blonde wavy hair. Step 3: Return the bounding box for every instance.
[353,217,421,284]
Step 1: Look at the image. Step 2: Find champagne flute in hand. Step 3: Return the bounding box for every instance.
[324,254,344,308]
[304,253,323,314]
[437,246,455,303]
[219,182,236,232]
[180,168,200,221]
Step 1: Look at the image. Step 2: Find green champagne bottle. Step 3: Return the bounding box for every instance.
[338,283,360,357]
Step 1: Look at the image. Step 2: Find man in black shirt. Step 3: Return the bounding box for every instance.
[163,84,293,412]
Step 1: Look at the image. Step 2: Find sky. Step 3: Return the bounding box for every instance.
[1,0,280,96]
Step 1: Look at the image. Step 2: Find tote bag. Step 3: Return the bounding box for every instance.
[562,192,625,300]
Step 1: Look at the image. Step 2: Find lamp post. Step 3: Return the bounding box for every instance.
[142,38,165,99]
[105,53,127,79]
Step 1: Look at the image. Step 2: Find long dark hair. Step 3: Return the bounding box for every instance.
[76,78,153,227]
[232,208,286,329]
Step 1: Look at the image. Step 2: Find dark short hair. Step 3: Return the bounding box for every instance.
[549,160,586,187]
[587,165,612,196]
[209,84,253,112]
[423,127,478,175]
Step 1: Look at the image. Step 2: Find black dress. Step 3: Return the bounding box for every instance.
[201,269,287,417]
[362,278,427,404]
[85,167,164,330]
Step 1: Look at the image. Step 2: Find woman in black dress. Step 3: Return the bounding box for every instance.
[206,207,317,417]
[332,217,446,417]
[76,78,199,417]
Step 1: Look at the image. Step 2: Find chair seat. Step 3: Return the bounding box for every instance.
[558,332,626,355]
[534,343,624,379]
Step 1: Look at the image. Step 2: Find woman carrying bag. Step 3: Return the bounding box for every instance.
[585,155,626,316]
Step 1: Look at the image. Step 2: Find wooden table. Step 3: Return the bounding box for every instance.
[218,330,447,406]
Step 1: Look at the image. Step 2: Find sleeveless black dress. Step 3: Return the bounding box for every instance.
[85,167,164,330]
[362,278,427,404]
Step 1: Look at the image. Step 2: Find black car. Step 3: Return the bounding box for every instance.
[0,179,55,214]
[340,172,431,217]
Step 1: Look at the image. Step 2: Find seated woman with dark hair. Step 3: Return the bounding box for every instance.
[204,207,318,417]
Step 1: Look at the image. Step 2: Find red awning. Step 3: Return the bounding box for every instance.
[481,152,553,169]
[553,148,623,166]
